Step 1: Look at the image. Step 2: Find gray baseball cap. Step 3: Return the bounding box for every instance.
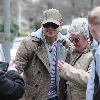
[42,8,62,25]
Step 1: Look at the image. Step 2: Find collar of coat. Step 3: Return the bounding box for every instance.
[30,28,67,46]
[82,44,91,54]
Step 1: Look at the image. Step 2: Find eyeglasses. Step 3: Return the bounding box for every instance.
[69,37,80,43]
[43,22,59,29]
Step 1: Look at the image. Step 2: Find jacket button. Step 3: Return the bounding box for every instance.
[37,71,41,75]
[35,84,38,88]
[32,96,35,100]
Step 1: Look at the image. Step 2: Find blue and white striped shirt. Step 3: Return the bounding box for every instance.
[47,43,57,98]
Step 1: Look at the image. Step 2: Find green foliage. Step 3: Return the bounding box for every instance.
[19,30,28,37]
[0,20,19,34]
[0,20,28,40]
[0,20,19,40]
[10,21,19,36]
[0,20,4,32]
[33,20,41,31]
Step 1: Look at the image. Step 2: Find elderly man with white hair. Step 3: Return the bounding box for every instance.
[58,18,93,100]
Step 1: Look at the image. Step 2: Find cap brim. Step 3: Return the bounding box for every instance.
[42,18,60,25]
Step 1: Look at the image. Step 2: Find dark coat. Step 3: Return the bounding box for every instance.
[0,70,25,100]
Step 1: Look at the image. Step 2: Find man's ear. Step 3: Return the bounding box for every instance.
[92,25,97,34]
[89,24,95,34]
[41,21,43,27]
[60,21,64,26]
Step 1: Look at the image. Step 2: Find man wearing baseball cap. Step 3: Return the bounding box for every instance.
[12,8,69,100]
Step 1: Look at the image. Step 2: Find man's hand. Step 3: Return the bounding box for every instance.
[58,60,65,71]
[8,60,17,71]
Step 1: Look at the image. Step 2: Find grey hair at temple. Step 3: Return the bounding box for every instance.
[68,17,89,39]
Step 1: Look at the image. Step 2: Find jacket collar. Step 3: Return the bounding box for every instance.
[82,44,91,54]
[30,28,65,42]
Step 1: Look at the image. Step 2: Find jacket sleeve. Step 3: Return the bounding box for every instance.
[59,62,89,88]
[14,36,34,74]
[0,70,25,99]
[95,46,100,82]
[86,61,95,100]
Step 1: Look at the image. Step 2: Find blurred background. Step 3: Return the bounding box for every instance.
[0,0,100,62]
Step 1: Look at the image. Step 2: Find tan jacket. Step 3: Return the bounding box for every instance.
[14,33,69,100]
[59,46,93,100]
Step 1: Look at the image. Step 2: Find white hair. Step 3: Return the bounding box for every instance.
[68,17,89,39]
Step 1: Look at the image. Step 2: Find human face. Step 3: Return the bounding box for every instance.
[89,24,100,41]
[69,34,88,52]
[42,22,60,38]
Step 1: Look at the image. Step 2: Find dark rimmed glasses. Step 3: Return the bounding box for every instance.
[69,37,80,43]
[43,22,59,29]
